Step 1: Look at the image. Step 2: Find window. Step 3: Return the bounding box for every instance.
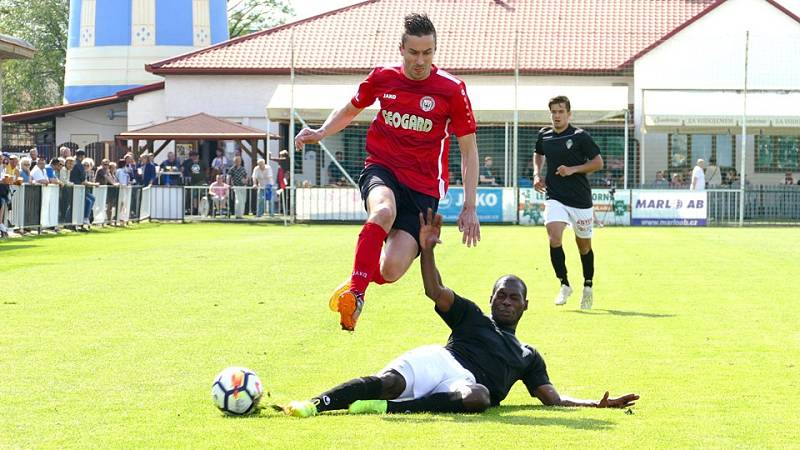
[692,135,713,163]
[755,135,800,172]
[717,135,734,167]
[669,134,689,168]
[668,134,736,171]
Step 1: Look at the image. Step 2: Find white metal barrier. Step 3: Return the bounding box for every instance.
[150,186,183,220]
[9,185,24,228]
[117,185,132,222]
[70,186,86,225]
[295,187,366,221]
[40,185,60,228]
[181,185,289,223]
[140,186,152,221]
[91,186,108,225]
[7,184,794,230]
[2,184,150,232]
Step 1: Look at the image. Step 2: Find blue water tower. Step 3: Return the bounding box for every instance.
[64,0,229,103]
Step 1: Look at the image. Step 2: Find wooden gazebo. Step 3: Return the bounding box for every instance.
[115,112,278,161]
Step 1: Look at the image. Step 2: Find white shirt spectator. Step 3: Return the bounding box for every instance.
[59,166,70,183]
[116,168,130,185]
[691,165,706,191]
[252,165,274,187]
[31,166,48,184]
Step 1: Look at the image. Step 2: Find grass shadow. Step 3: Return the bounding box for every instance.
[0,243,38,251]
[0,222,156,247]
[247,403,621,430]
[567,309,675,318]
[379,404,618,430]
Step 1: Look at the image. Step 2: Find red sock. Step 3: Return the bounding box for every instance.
[372,270,389,285]
[350,222,388,295]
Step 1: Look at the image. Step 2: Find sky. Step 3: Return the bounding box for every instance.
[288,0,364,20]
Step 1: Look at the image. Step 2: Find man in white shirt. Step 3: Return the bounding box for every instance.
[30,157,50,185]
[690,159,706,191]
[252,158,274,217]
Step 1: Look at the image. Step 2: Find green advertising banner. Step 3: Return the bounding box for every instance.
[518,188,631,226]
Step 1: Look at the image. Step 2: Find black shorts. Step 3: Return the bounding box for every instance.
[358,164,438,245]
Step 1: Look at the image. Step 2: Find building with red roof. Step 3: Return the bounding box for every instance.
[3,0,799,185]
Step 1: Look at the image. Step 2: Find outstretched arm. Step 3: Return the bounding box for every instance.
[294,102,363,151]
[534,384,638,408]
[419,209,455,312]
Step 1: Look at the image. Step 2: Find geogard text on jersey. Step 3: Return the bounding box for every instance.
[381,110,433,132]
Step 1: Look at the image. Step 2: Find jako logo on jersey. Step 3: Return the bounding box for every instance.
[381,110,433,132]
[383,93,396,99]
[420,96,435,112]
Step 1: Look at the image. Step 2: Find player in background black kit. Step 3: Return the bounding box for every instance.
[533,96,604,310]
[280,210,637,417]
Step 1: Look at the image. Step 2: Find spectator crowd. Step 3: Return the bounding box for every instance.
[0,146,286,237]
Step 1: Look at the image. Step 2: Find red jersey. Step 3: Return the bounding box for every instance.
[350,65,476,199]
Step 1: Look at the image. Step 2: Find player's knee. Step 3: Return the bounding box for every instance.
[548,234,563,247]
[368,203,396,228]
[461,384,491,413]
[379,260,406,283]
[378,370,406,399]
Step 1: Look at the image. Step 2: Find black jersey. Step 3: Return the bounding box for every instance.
[437,294,550,405]
[535,125,600,209]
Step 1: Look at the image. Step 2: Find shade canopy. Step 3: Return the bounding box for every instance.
[643,90,800,134]
[267,84,629,124]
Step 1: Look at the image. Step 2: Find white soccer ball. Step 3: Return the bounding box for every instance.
[211,366,264,415]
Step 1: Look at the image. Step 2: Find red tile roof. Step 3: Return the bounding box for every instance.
[147,0,722,75]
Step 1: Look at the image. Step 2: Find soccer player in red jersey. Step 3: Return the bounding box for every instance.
[294,13,480,331]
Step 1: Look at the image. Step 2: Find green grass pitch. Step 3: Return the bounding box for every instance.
[1,223,798,448]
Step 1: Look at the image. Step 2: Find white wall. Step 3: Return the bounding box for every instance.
[158,75,287,169]
[55,102,128,146]
[125,88,173,159]
[127,89,166,131]
[634,0,800,183]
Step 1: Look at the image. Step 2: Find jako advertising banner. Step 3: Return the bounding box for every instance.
[630,190,707,226]
[439,187,514,223]
[518,188,631,226]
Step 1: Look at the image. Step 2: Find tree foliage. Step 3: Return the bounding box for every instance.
[228,0,293,38]
[0,0,68,113]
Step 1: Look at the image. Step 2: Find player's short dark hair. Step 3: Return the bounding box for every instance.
[402,13,436,44]
[50,157,60,165]
[548,95,571,112]
[492,275,528,300]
